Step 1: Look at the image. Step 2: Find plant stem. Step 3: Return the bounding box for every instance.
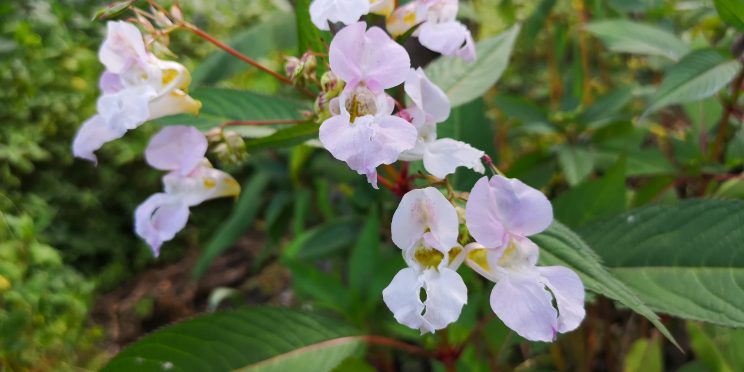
[221,119,307,128]
[573,0,592,105]
[359,335,433,358]
[180,22,314,98]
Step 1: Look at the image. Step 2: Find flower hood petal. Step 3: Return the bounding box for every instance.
[99,21,149,74]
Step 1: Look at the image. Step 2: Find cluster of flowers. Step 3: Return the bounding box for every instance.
[72,21,240,257]
[72,0,586,342]
[310,0,586,341]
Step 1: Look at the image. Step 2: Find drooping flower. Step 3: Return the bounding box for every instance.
[329,22,410,94]
[398,68,484,179]
[73,21,200,163]
[320,22,416,187]
[383,187,467,334]
[309,0,394,31]
[135,126,240,256]
[387,0,476,61]
[319,86,417,188]
[465,175,553,250]
[464,240,585,342]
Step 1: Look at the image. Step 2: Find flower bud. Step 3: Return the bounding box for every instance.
[320,71,344,97]
[210,130,248,166]
[284,56,301,80]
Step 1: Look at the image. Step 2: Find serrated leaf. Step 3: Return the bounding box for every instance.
[92,1,133,21]
[192,13,298,85]
[644,49,742,116]
[585,19,689,61]
[348,207,379,294]
[578,86,634,129]
[102,307,362,372]
[713,0,744,30]
[557,145,595,186]
[425,24,521,107]
[578,199,744,328]
[532,222,677,346]
[155,88,309,131]
[193,173,271,278]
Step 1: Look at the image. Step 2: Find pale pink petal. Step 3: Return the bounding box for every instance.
[72,115,127,164]
[465,176,508,248]
[99,21,148,74]
[423,138,484,179]
[145,126,208,175]
[457,31,477,62]
[490,274,558,342]
[310,0,370,31]
[99,70,123,94]
[391,187,459,252]
[404,68,450,126]
[419,268,467,333]
[538,266,586,333]
[418,21,471,57]
[134,193,190,257]
[329,22,410,93]
[96,86,153,132]
[163,164,241,206]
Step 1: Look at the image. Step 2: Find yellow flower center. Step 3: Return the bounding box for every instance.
[414,247,444,269]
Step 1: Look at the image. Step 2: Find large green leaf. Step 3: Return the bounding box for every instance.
[578,199,744,328]
[193,173,271,278]
[553,158,626,227]
[191,13,298,86]
[532,222,677,346]
[713,0,744,30]
[425,24,520,107]
[585,19,689,61]
[244,123,320,151]
[155,88,309,131]
[103,307,362,372]
[644,49,742,116]
[295,0,331,55]
[283,219,361,261]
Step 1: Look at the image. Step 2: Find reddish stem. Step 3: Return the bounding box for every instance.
[182,23,314,98]
[360,335,433,358]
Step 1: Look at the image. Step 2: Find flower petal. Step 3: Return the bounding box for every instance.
[163,163,241,206]
[99,21,149,74]
[134,193,190,257]
[420,268,467,333]
[145,126,208,175]
[404,68,451,127]
[423,138,484,179]
[490,273,558,342]
[382,267,426,331]
[465,176,508,248]
[391,187,459,252]
[537,266,586,333]
[72,115,127,164]
[418,21,472,59]
[96,86,153,132]
[310,0,370,31]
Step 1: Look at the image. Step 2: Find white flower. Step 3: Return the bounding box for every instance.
[398,68,484,179]
[383,187,467,334]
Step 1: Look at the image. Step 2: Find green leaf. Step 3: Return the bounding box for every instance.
[295,0,331,55]
[585,19,689,61]
[288,262,351,312]
[102,307,362,372]
[436,99,495,190]
[557,145,595,186]
[553,158,626,227]
[623,337,663,372]
[193,173,271,278]
[714,0,744,30]
[348,207,379,294]
[244,123,320,151]
[578,86,634,129]
[191,13,298,85]
[532,222,677,346]
[155,88,309,131]
[92,1,133,21]
[283,219,361,261]
[492,94,551,126]
[578,199,744,328]
[644,49,742,116]
[426,24,521,107]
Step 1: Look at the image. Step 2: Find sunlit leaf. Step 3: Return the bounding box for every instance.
[585,19,689,61]
[713,0,744,30]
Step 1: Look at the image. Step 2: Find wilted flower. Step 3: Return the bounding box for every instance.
[383,187,467,334]
[73,21,200,163]
[135,126,240,256]
[398,68,484,179]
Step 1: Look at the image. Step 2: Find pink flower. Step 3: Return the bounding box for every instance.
[465,175,553,250]
[329,22,410,94]
[398,68,484,179]
[135,126,239,256]
[309,0,395,30]
[465,240,585,342]
[73,21,200,163]
[383,187,467,334]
